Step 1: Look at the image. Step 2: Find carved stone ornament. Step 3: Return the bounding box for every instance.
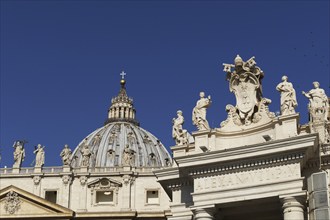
[122,174,135,185]
[62,175,72,185]
[221,55,275,129]
[4,191,21,214]
[122,144,135,166]
[80,176,88,186]
[33,176,41,185]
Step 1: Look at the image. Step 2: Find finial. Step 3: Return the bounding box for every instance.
[120,71,126,86]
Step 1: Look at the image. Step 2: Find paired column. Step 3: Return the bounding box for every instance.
[281,196,305,220]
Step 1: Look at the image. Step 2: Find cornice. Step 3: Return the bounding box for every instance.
[175,134,318,168]
[153,167,179,181]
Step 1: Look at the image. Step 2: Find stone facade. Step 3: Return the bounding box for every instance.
[155,56,330,220]
[1,58,330,220]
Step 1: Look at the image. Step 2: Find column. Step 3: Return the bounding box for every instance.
[194,208,215,220]
[109,108,113,118]
[115,107,119,118]
[281,197,305,220]
[125,107,129,119]
[121,107,124,118]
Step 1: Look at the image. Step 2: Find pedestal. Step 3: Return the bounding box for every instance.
[34,166,42,173]
[12,167,20,174]
[80,166,88,173]
[62,165,71,172]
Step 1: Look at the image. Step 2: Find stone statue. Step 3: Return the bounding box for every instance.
[276,75,297,115]
[80,139,92,167]
[12,141,25,168]
[33,144,45,167]
[172,110,189,146]
[122,144,135,166]
[302,81,329,122]
[60,144,72,166]
[222,55,274,128]
[192,92,211,130]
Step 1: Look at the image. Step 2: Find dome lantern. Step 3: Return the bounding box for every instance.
[105,71,139,126]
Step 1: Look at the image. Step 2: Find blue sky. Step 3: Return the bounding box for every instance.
[1,0,329,167]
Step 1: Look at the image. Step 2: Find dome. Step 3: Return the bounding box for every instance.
[70,74,172,168]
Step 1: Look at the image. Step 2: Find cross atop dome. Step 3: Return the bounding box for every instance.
[120,71,127,87]
[120,71,126,79]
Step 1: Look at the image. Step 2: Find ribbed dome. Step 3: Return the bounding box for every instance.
[70,73,172,168]
[71,122,172,168]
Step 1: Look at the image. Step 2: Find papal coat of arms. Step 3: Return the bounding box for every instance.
[4,191,21,214]
[221,55,275,128]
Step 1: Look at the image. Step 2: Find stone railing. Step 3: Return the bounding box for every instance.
[0,166,63,175]
[0,166,165,175]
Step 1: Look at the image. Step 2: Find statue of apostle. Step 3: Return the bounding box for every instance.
[302,81,329,122]
[172,110,189,146]
[60,144,72,166]
[192,92,212,130]
[276,75,297,115]
[34,144,45,167]
[13,140,26,168]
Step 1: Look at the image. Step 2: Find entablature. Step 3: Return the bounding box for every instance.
[174,134,318,169]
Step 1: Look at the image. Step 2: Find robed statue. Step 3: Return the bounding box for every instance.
[13,140,26,168]
[34,144,45,167]
[192,92,211,130]
[172,110,189,146]
[60,144,72,166]
[276,75,297,115]
[302,81,329,122]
